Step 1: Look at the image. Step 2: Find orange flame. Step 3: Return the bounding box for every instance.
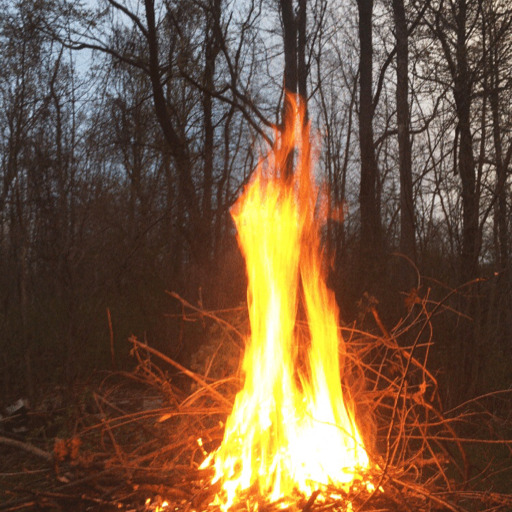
[201,94,370,509]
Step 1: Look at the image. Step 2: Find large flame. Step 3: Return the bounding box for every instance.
[202,94,370,509]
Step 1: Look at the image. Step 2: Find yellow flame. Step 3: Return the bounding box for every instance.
[201,94,369,509]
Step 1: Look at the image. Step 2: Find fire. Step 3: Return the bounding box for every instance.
[201,94,370,509]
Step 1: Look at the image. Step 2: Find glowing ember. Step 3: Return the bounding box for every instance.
[201,94,370,510]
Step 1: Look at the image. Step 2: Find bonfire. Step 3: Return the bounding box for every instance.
[0,94,511,512]
[200,93,373,510]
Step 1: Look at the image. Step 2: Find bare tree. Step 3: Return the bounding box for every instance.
[427,0,481,283]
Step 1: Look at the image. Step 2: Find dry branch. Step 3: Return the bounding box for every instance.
[128,335,232,407]
[0,435,52,462]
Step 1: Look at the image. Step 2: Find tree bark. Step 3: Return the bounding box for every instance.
[144,0,206,267]
[487,4,511,351]
[453,0,479,283]
[279,0,307,179]
[297,0,308,102]
[201,0,222,266]
[357,0,382,286]
[392,0,416,275]
[280,0,298,95]
[489,32,509,275]
[431,0,480,402]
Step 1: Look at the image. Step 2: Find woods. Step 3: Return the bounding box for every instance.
[0,0,511,407]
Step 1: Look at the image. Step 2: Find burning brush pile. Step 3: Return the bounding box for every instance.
[200,95,374,510]
[1,95,511,512]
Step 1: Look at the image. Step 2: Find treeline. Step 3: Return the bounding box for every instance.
[0,0,510,404]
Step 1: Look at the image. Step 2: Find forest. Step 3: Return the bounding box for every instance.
[0,0,511,411]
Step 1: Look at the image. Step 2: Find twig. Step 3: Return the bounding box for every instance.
[129,335,232,407]
[0,435,52,462]
[302,490,321,512]
[167,291,245,347]
[0,500,37,512]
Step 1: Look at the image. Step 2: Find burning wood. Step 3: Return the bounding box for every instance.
[200,94,373,510]
[0,313,511,511]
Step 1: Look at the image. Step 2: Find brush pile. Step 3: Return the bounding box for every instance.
[0,291,511,512]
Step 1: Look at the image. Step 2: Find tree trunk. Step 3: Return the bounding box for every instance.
[201,0,222,266]
[489,37,509,276]
[279,0,300,179]
[488,7,511,351]
[454,0,479,283]
[357,0,382,288]
[429,0,482,403]
[297,0,308,102]
[144,0,207,270]
[450,0,479,402]
[280,0,298,95]
[392,0,416,281]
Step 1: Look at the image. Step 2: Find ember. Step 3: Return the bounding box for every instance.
[201,94,372,510]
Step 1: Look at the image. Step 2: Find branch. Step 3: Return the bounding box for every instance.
[106,0,148,38]
[0,436,52,463]
[128,336,232,408]
[176,62,272,146]
[56,38,149,73]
